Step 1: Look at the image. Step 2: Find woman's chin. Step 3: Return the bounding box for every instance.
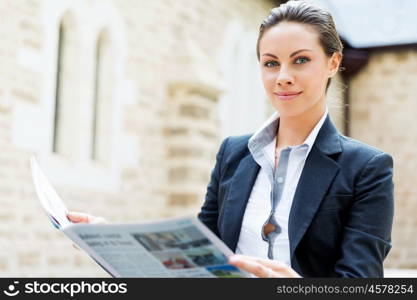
[271,104,302,118]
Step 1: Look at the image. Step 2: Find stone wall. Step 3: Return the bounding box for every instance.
[0,0,275,277]
[350,49,417,269]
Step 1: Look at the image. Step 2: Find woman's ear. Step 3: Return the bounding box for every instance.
[328,52,342,77]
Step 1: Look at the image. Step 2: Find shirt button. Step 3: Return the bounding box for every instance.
[277,177,284,183]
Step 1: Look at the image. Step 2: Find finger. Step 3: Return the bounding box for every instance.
[232,254,287,270]
[229,255,301,278]
[67,212,92,223]
[228,256,271,278]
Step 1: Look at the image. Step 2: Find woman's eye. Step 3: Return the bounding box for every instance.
[295,57,310,64]
[263,61,278,68]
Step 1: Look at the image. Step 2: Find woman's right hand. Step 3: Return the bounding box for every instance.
[67,211,107,224]
[66,212,107,251]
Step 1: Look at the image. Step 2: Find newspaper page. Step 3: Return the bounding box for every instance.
[64,218,249,278]
[30,157,71,229]
[30,157,249,278]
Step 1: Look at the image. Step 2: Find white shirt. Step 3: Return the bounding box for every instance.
[235,107,328,266]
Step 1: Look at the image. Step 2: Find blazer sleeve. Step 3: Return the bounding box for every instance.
[334,152,394,277]
[197,137,229,237]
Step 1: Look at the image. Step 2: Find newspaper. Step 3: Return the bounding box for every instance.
[30,157,249,278]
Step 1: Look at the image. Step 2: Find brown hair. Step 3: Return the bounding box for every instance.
[256,0,344,92]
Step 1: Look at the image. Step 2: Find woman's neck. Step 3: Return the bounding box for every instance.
[276,104,326,149]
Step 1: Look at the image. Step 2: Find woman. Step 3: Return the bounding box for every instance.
[69,0,394,278]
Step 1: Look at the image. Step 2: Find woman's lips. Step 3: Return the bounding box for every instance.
[274,91,302,101]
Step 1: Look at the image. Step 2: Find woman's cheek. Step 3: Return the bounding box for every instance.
[261,74,274,95]
[265,72,278,90]
[305,67,326,89]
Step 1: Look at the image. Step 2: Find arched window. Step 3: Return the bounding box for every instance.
[41,3,131,191]
[52,12,78,156]
[91,29,113,162]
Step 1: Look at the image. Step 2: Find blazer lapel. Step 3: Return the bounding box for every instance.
[288,116,342,262]
[220,153,260,252]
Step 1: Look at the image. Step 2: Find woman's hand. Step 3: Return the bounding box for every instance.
[228,254,302,278]
[66,212,107,251]
[67,211,107,224]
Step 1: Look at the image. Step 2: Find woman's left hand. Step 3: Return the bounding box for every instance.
[228,254,302,278]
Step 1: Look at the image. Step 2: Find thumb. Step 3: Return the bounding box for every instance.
[67,212,92,223]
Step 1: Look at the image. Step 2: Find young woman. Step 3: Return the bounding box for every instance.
[68,0,394,278]
[197,0,393,278]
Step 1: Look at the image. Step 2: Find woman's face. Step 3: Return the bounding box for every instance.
[258,21,341,118]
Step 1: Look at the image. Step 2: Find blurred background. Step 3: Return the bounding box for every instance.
[0,0,415,277]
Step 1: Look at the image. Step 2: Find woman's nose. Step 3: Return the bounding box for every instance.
[275,67,294,86]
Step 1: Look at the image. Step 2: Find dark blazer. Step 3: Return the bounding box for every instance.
[198,115,394,277]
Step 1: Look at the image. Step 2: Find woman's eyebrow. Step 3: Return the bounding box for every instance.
[262,49,312,59]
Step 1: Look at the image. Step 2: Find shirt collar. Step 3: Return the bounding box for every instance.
[248,106,329,157]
